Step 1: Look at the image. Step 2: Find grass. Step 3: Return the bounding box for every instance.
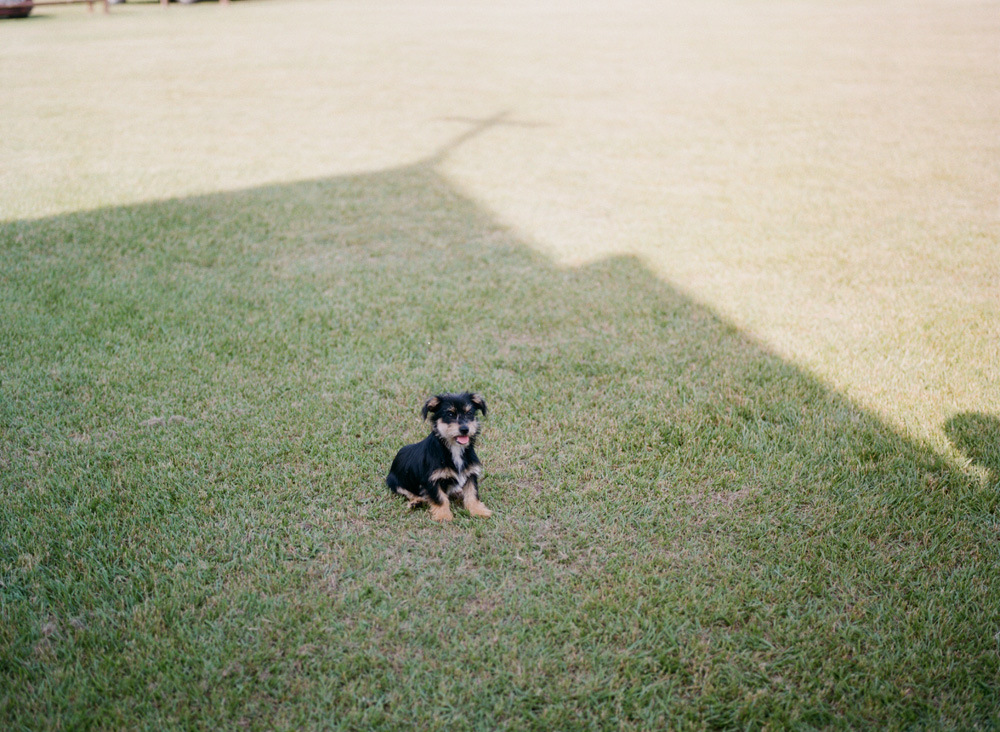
[2,0,999,729]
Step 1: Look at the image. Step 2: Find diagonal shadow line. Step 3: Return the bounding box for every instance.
[944,412,1000,483]
[1,117,993,497]
[1,123,998,723]
[0,130,992,512]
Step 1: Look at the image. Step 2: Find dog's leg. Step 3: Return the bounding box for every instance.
[405,494,428,510]
[462,475,492,518]
[429,496,453,522]
[390,484,427,511]
[428,484,454,522]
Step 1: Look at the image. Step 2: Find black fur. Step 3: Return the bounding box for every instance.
[386,392,491,521]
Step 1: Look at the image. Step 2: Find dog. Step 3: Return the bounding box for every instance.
[386,392,491,522]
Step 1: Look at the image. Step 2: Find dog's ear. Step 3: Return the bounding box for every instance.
[470,393,487,416]
[421,395,441,420]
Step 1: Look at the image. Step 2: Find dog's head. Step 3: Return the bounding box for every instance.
[422,392,487,447]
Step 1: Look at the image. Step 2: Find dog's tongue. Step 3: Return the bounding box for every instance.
[456,435,470,445]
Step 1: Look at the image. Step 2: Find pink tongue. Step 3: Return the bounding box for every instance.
[456,435,470,445]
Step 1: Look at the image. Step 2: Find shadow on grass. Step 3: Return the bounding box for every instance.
[2,132,999,728]
[945,412,1000,483]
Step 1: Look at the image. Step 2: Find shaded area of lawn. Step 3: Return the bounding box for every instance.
[2,153,998,729]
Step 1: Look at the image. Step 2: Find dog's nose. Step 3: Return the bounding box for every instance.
[459,425,470,435]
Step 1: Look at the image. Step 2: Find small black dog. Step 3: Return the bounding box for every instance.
[386,392,491,522]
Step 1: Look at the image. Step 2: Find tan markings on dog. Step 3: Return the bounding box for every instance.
[430,468,458,484]
[460,465,482,490]
[434,420,460,440]
[430,499,453,522]
[434,418,477,439]
[463,494,492,518]
[424,396,441,413]
[394,486,428,510]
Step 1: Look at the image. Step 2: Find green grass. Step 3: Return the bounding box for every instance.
[2,1,999,729]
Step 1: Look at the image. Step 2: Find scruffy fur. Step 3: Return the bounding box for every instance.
[386,392,491,522]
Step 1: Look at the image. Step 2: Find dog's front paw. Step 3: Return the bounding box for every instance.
[466,500,492,518]
[430,504,454,522]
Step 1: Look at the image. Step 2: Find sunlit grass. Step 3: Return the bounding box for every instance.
[2,1,998,729]
[3,0,997,448]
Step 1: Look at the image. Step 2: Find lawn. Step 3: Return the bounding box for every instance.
[2,1,999,729]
